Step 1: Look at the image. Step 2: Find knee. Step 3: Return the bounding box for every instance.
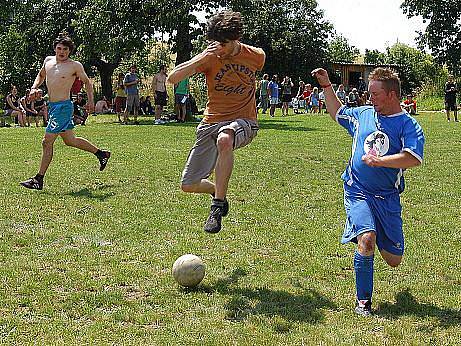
[217,133,233,153]
[42,137,54,149]
[181,183,196,193]
[357,233,376,255]
[385,256,402,268]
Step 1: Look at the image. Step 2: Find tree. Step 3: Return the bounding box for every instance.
[227,0,333,82]
[364,49,387,65]
[0,0,90,95]
[401,0,461,75]
[73,0,164,99]
[362,43,446,94]
[327,34,359,63]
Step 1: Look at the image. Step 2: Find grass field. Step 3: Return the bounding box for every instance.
[1,111,460,345]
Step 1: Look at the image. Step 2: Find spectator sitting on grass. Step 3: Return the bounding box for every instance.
[401,94,417,115]
[73,93,88,125]
[20,89,39,127]
[95,96,110,114]
[140,95,155,115]
[5,85,26,127]
[33,89,48,126]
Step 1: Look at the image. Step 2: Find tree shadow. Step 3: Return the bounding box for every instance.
[116,119,200,127]
[258,119,319,132]
[376,288,461,328]
[189,268,336,330]
[64,184,116,201]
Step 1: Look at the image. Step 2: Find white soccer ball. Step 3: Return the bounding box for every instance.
[172,254,205,287]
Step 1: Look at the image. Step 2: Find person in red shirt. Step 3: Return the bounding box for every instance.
[402,94,417,115]
[167,11,265,234]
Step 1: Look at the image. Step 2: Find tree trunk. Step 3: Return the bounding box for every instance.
[174,16,196,121]
[91,59,119,101]
[174,17,193,65]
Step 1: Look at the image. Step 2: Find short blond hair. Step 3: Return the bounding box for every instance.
[368,67,401,98]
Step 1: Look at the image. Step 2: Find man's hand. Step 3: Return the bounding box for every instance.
[203,41,225,59]
[311,68,331,86]
[362,154,381,167]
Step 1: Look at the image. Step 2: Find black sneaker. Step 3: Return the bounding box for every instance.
[355,300,372,317]
[222,198,229,217]
[20,177,43,190]
[97,151,111,171]
[204,203,224,234]
[210,195,229,217]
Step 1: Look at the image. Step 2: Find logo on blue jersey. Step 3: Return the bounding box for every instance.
[364,131,389,157]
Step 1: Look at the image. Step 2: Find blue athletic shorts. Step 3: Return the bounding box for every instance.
[341,184,404,256]
[46,99,74,133]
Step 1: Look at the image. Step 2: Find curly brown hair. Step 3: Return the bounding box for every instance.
[368,67,401,98]
[53,32,75,53]
[206,11,243,43]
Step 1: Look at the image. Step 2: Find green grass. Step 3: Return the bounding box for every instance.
[1,111,461,345]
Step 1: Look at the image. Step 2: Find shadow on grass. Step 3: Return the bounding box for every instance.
[186,268,336,329]
[258,118,318,132]
[377,288,461,328]
[65,184,116,201]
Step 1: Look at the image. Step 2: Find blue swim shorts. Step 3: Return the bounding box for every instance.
[46,99,75,133]
[341,184,404,256]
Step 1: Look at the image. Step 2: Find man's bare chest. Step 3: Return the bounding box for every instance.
[46,62,76,80]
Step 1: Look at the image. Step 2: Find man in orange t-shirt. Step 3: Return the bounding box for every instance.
[167,11,265,234]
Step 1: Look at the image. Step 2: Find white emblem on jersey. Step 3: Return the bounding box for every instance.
[364,131,389,157]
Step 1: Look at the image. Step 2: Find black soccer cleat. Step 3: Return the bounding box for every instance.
[355,300,372,317]
[222,198,229,217]
[204,204,224,234]
[20,177,43,190]
[97,151,111,171]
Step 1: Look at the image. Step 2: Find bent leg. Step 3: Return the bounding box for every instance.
[379,249,402,268]
[181,180,215,194]
[60,130,98,154]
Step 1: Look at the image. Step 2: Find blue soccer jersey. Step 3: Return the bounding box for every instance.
[336,106,425,194]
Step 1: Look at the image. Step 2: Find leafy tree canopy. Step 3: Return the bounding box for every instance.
[327,34,360,63]
[401,0,461,75]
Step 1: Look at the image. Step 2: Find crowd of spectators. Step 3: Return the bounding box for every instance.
[255,74,453,117]
[2,70,457,127]
[1,85,48,127]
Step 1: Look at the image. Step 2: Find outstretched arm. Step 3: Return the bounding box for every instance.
[311,68,342,121]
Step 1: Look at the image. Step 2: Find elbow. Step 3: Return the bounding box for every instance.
[166,74,179,85]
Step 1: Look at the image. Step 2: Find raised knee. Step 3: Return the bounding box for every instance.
[181,183,195,193]
[217,133,233,152]
[385,257,402,268]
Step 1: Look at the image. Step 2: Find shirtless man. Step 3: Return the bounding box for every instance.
[20,33,111,190]
[152,65,168,124]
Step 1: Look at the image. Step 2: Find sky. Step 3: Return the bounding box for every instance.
[316,0,427,53]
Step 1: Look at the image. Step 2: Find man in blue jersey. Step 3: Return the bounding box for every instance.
[312,67,425,316]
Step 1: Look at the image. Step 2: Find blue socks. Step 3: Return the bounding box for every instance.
[354,250,374,301]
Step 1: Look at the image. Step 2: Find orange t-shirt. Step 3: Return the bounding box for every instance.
[196,43,266,123]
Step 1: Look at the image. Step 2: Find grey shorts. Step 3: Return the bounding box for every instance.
[126,94,140,112]
[181,119,259,185]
